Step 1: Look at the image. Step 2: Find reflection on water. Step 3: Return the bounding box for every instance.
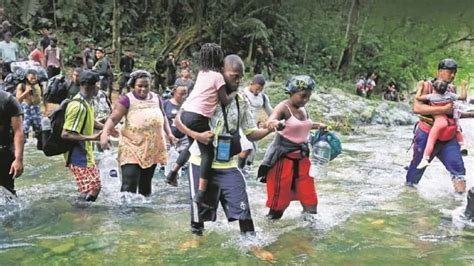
[1,123,473,264]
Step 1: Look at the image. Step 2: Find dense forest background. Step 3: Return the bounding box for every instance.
[1,0,473,93]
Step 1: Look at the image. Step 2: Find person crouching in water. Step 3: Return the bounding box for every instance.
[100,70,175,196]
[61,70,102,201]
[415,79,468,169]
[258,75,325,220]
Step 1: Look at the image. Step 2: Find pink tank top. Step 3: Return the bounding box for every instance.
[278,104,313,144]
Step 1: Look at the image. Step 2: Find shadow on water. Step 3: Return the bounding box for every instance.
[1,124,474,264]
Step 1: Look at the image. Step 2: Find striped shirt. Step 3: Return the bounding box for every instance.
[63,94,95,167]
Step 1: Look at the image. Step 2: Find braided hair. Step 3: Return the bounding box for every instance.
[200,43,224,72]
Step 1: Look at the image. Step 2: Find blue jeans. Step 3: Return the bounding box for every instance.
[406,128,465,185]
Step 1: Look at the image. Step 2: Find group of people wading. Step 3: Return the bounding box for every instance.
[1,35,473,237]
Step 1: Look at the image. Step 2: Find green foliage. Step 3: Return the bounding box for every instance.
[2,0,473,92]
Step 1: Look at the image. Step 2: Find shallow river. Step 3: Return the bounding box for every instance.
[1,122,473,264]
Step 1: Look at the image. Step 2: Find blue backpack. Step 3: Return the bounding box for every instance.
[309,130,342,160]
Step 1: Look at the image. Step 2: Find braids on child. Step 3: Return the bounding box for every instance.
[200,43,224,72]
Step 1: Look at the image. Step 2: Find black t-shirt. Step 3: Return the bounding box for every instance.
[67,81,81,99]
[0,90,23,148]
[120,56,134,73]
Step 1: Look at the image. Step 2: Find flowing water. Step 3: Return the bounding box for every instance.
[1,122,474,265]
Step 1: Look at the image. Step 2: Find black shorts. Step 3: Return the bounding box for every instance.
[188,163,252,223]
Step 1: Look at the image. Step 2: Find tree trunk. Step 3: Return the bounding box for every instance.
[197,0,203,45]
[350,3,369,66]
[303,39,309,65]
[52,0,58,29]
[164,0,173,45]
[245,36,254,65]
[111,0,120,66]
[337,0,360,77]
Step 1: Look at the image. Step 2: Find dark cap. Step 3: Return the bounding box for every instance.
[438,58,458,70]
[79,70,100,85]
[95,47,105,53]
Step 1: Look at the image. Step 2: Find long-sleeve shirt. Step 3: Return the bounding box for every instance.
[93,57,111,77]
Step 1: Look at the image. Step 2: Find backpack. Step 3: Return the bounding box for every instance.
[309,130,342,160]
[2,69,26,94]
[44,75,70,104]
[42,98,88,157]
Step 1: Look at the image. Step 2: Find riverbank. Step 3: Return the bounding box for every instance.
[264,82,418,134]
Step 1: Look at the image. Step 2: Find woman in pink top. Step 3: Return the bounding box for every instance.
[165,43,237,208]
[259,75,326,220]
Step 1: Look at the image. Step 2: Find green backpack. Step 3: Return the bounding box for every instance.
[309,129,342,160]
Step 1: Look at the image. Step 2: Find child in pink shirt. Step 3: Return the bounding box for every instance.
[166,43,236,208]
[416,79,468,169]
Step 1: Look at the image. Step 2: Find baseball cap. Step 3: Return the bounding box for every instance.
[438,58,458,70]
[95,47,105,53]
[79,70,100,85]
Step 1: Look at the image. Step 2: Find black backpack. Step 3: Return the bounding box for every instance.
[2,69,26,95]
[44,75,70,104]
[42,98,88,157]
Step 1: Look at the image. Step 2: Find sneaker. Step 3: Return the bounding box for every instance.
[165,171,178,187]
[193,190,213,209]
[452,177,466,194]
[416,159,430,169]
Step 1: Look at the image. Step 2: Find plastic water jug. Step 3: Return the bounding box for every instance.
[99,149,120,179]
[312,139,331,177]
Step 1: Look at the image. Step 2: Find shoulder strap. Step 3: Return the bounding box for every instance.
[221,95,239,133]
[262,93,267,107]
[284,103,294,116]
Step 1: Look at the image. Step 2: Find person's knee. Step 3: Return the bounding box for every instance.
[121,166,139,192]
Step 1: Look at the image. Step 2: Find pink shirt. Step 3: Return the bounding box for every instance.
[182,70,225,118]
[278,104,313,144]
